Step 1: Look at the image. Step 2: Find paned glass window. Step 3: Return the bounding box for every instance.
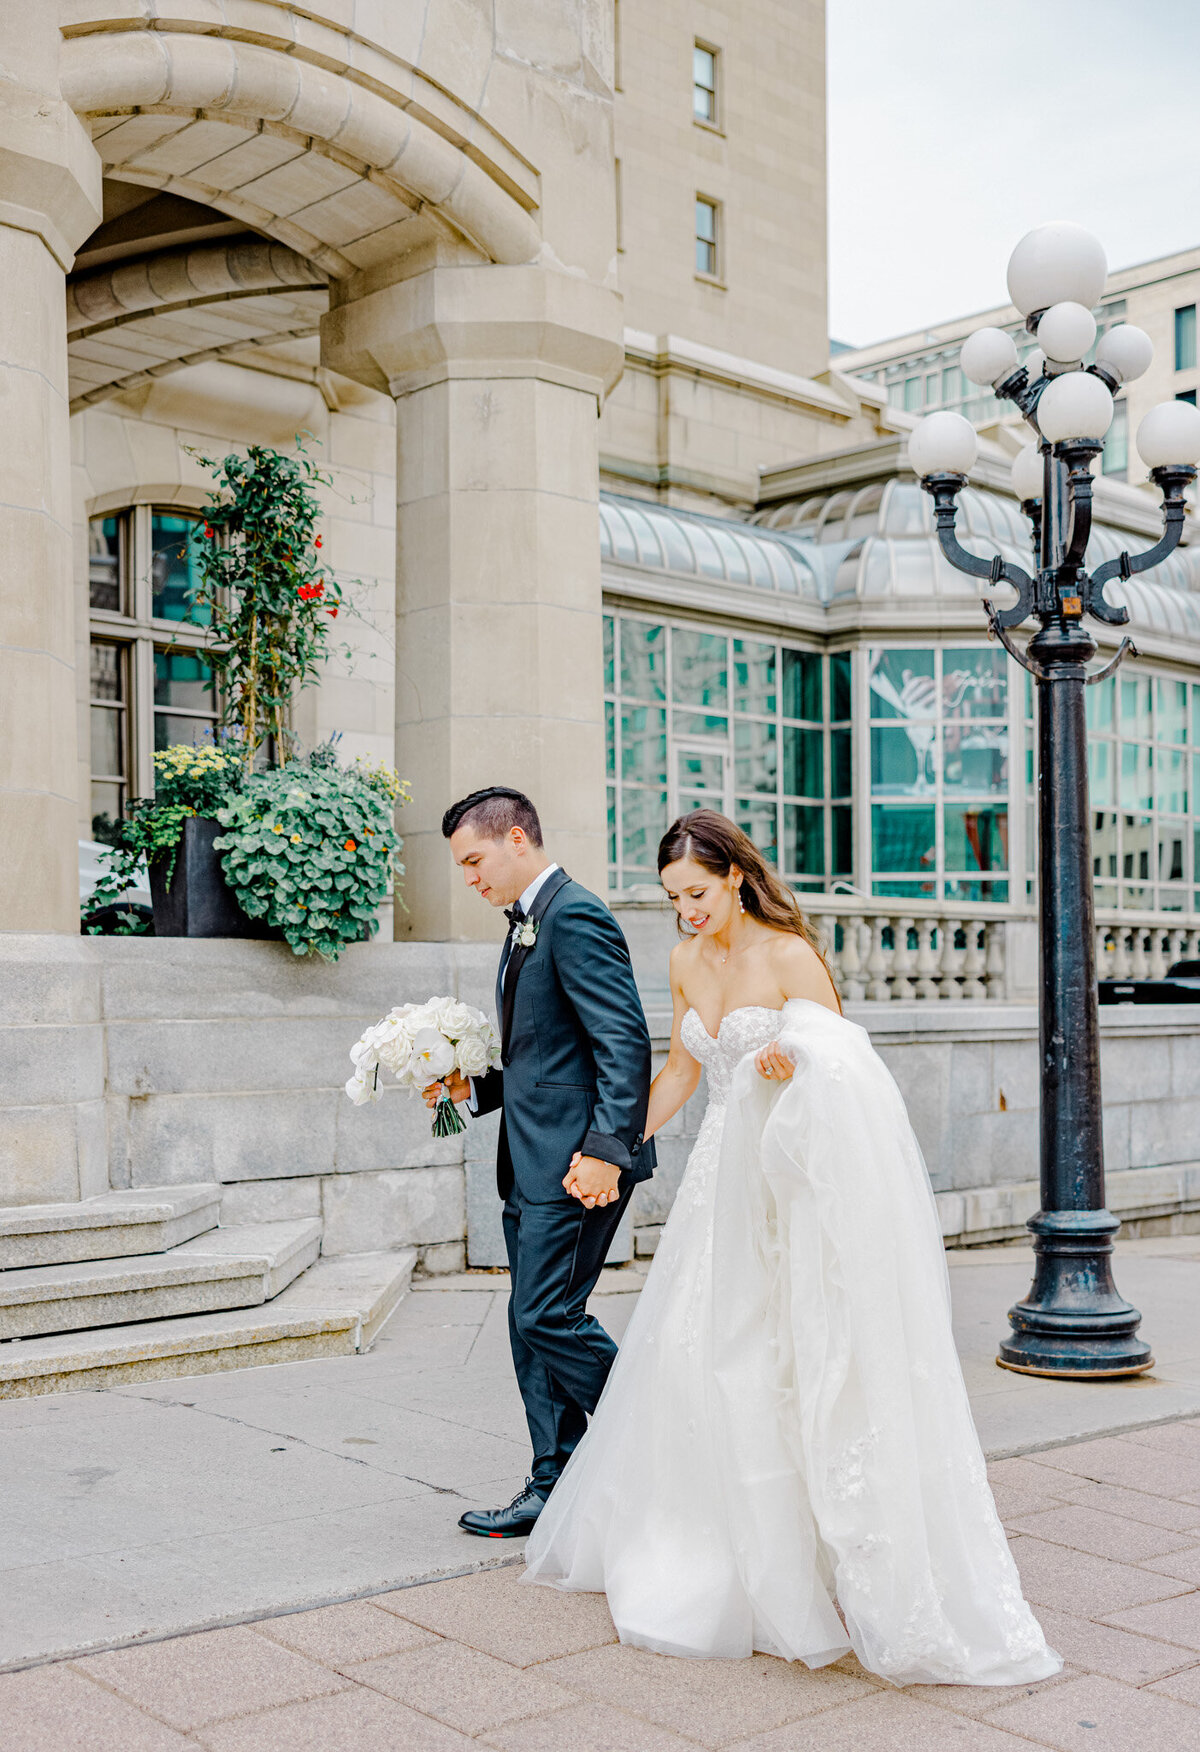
[868,645,1009,900]
[603,611,849,893]
[89,641,127,845]
[1176,304,1197,372]
[1084,664,1193,910]
[693,44,718,124]
[1102,399,1128,478]
[86,507,221,842]
[695,197,719,278]
[88,516,122,613]
[152,511,208,624]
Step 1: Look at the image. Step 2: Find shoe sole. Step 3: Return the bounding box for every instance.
[458,1524,539,1538]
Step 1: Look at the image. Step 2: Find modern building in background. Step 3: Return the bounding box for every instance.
[836,246,1200,489]
[3,3,1200,1332]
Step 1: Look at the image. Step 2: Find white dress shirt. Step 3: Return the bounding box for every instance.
[467,863,560,1112]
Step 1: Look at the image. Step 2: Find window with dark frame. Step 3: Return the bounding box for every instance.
[1176,304,1196,372]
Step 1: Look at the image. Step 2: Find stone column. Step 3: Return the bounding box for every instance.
[0,18,101,931]
[323,265,623,941]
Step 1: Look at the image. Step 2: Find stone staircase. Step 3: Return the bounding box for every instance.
[0,1187,414,1398]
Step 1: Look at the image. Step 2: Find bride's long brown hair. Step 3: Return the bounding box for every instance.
[657,809,841,1006]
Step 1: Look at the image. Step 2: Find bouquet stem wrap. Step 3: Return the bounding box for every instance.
[432,1091,467,1138]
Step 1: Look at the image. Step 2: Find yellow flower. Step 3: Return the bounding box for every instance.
[272,823,283,833]
[290,833,301,843]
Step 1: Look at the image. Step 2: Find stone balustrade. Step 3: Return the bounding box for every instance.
[1095,919,1200,982]
[801,898,1012,1002]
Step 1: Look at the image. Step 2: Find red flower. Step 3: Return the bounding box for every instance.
[298,581,324,602]
[344,839,356,852]
[326,606,338,618]
[315,535,323,548]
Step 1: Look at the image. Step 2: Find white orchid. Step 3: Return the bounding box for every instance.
[406,1027,456,1083]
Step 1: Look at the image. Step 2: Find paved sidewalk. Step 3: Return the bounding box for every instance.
[2,1236,1200,1678]
[6,1416,1200,1750]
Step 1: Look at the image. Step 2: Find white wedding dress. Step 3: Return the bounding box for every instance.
[523,1001,1060,1687]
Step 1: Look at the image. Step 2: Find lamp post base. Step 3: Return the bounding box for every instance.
[995,1207,1154,1379]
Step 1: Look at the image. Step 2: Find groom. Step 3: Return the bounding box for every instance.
[427,786,655,1537]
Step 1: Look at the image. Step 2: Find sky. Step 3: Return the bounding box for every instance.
[826,0,1200,347]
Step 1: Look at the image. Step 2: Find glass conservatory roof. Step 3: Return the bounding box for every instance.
[599,493,825,599]
[600,481,1200,645]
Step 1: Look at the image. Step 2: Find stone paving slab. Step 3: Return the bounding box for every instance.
[5,1470,1200,1752]
[3,1239,1200,1677]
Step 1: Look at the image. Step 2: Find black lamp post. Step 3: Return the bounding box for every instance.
[909,222,1200,1379]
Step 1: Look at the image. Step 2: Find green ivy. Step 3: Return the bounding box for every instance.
[214,753,404,960]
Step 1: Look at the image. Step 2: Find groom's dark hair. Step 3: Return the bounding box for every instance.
[442,786,544,847]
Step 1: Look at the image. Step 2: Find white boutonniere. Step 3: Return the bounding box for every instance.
[515,918,539,950]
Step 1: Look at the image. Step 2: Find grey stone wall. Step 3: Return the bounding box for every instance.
[1,936,1198,1270]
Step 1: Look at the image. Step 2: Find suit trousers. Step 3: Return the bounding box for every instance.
[502,1179,635,1498]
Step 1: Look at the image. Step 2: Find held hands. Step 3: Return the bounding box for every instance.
[754,1040,795,1083]
[564,1152,621,1209]
[422,1072,471,1110]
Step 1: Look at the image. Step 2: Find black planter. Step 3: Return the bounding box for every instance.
[149,816,280,939]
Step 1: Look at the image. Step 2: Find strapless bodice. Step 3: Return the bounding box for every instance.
[680,1005,784,1105]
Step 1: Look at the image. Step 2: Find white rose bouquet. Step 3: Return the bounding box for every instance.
[344,996,500,1138]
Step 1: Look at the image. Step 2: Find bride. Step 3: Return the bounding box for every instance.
[523,809,1059,1687]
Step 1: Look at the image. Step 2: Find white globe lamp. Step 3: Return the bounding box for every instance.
[1036,371,1114,444]
[1095,324,1154,385]
[1007,222,1108,318]
[1011,445,1045,502]
[1136,400,1200,469]
[1038,301,1097,364]
[1024,348,1046,381]
[960,327,1019,387]
[908,410,978,477]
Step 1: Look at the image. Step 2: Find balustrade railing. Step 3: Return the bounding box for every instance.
[617,893,1200,1003]
[1095,919,1200,982]
[801,897,1011,1002]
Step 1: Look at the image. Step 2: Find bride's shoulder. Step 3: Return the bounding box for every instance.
[669,937,701,977]
[762,929,841,1012]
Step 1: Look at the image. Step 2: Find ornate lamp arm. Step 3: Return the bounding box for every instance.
[921,472,1036,628]
[1087,462,1197,623]
[1058,440,1103,576]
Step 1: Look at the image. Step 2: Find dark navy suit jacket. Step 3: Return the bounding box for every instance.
[471,869,656,1203]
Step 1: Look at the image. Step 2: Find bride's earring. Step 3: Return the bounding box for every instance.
[736,885,745,915]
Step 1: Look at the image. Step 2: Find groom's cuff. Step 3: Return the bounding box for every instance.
[467,1078,480,1116]
[582,1129,633,1174]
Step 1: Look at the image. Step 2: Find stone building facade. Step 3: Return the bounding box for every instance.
[3,6,1200,1377]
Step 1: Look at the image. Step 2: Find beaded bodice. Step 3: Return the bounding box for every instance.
[680,1005,784,1106]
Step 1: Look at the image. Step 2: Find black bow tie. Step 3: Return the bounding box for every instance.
[504,903,526,926]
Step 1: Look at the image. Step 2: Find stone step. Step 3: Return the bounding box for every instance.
[0,1249,416,1397]
[0,1219,322,1341]
[0,1185,220,1270]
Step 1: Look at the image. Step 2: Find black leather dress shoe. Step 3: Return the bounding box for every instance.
[458,1481,547,1538]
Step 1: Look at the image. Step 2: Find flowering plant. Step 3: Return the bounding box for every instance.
[83,743,244,931]
[214,746,406,960]
[345,996,500,1138]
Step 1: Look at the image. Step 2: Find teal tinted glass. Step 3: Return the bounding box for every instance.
[831,727,852,798]
[1157,746,1187,813]
[782,648,822,720]
[943,647,1006,718]
[736,797,778,864]
[944,804,1008,872]
[621,788,668,876]
[1157,677,1188,743]
[871,803,935,875]
[603,615,614,691]
[620,619,666,700]
[153,648,215,711]
[151,512,208,624]
[1119,742,1153,811]
[620,704,666,784]
[734,719,776,793]
[88,515,121,612]
[830,651,851,720]
[1088,739,1114,804]
[783,803,823,876]
[783,727,822,798]
[1085,676,1114,730]
[868,649,935,720]
[605,700,615,777]
[943,723,1008,793]
[732,639,775,715]
[672,628,727,707]
[1120,673,1152,739]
